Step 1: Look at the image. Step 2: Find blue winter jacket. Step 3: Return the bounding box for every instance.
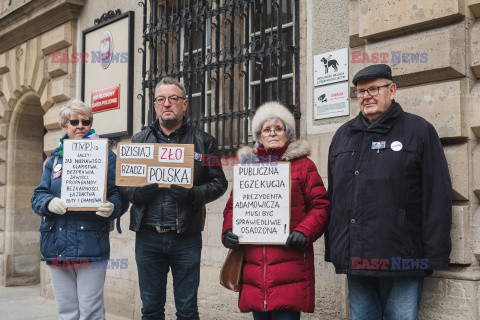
[31,144,126,262]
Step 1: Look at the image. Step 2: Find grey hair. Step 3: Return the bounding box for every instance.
[59,99,93,127]
[154,77,187,98]
[254,116,296,146]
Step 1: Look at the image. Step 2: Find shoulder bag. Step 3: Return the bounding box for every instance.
[219,247,244,292]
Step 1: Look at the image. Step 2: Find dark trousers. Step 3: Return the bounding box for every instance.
[135,228,202,320]
[252,310,301,320]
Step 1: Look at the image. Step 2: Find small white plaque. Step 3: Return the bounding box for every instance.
[314,48,348,86]
[314,82,350,120]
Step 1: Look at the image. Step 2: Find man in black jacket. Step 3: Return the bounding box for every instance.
[120,77,227,319]
[325,64,451,320]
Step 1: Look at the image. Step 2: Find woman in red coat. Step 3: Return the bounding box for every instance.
[222,101,330,320]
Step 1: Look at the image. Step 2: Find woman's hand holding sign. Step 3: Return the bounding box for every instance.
[48,197,67,215]
[224,229,239,249]
[285,231,307,248]
[96,202,115,218]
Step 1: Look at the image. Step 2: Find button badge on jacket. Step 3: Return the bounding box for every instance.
[194,152,203,162]
[391,141,403,151]
[53,164,62,179]
[371,141,386,150]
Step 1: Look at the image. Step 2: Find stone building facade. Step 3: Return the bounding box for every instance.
[0,0,478,319]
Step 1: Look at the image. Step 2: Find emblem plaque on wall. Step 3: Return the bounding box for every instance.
[100,30,113,69]
[81,10,134,138]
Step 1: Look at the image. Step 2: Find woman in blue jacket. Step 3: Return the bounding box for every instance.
[31,99,126,320]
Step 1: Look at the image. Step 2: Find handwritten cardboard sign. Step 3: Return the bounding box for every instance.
[61,139,108,211]
[116,143,194,188]
[233,162,291,244]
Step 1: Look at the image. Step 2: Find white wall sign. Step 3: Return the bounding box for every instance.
[314,48,348,86]
[314,82,349,120]
[233,163,291,244]
[61,139,108,210]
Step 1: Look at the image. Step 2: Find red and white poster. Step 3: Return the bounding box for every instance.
[91,84,120,114]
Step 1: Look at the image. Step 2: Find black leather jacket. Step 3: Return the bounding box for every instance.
[120,120,228,233]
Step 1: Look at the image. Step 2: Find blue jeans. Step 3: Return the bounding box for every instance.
[135,228,202,320]
[347,275,424,320]
[252,310,300,320]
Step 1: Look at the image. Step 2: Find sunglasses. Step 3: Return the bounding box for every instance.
[68,119,92,126]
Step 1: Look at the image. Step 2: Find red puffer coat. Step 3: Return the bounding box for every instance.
[222,140,330,313]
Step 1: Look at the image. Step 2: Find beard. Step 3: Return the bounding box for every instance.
[159,114,182,129]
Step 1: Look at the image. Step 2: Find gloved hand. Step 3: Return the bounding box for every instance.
[224,228,239,249]
[96,201,114,218]
[133,183,159,204]
[285,231,307,248]
[48,197,67,215]
[170,185,195,204]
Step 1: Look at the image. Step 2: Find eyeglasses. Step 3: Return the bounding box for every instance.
[352,84,391,98]
[154,95,186,105]
[261,126,285,135]
[68,119,91,126]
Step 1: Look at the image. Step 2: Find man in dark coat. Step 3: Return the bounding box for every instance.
[325,64,452,320]
[120,77,227,319]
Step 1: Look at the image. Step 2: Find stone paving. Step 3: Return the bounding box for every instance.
[0,285,127,320]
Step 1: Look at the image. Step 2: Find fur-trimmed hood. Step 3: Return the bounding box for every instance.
[236,139,311,162]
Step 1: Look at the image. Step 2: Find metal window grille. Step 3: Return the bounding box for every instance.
[139,0,300,154]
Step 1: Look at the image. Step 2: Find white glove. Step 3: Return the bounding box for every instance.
[96,202,114,218]
[48,197,67,215]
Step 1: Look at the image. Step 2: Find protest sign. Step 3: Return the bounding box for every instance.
[61,139,108,210]
[115,143,194,188]
[233,162,291,244]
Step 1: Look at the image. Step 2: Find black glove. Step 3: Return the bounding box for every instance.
[224,229,239,249]
[285,231,307,248]
[133,183,160,204]
[170,185,195,204]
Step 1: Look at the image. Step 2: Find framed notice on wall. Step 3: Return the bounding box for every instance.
[314,82,349,120]
[115,143,195,188]
[313,48,348,86]
[60,139,108,210]
[81,11,134,137]
[232,163,291,245]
